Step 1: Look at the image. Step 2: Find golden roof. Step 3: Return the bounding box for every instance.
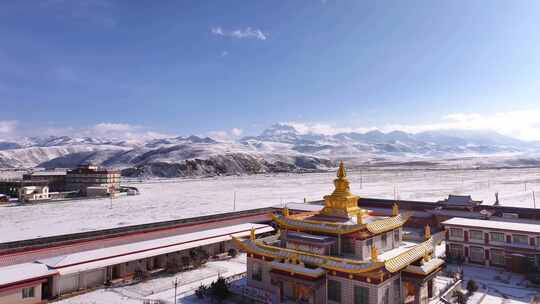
[365,214,409,234]
[272,213,408,236]
[233,236,437,275]
[383,238,434,273]
[233,236,384,274]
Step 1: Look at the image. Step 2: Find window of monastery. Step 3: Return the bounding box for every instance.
[381,233,387,248]
[252,263,262,281]
[449,228,463,238]
[490,249,505,266]
[512,234,528,245]
[353,285,369,304]
[381,287,390,304]
[469,246,484,263]
[328,280,342,303]
[366,238,373,248]
[393,229,399,243]
[22,287,35,298]
[490,232,505,243]
[341,238,355,254]
[469,230,483,240]
[393,279,401,302]
[449,244,463,257]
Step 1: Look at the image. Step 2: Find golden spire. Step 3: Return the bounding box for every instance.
[370,245,379,262]
[337,161,346,178]
[392,203,399,216]
[424,225,431,240]
[321,161,360,219]
[332,161,352,196]
[250,227,256,241]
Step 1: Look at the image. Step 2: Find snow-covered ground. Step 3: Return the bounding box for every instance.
[446,264,540,304]
[1,168,540,242]
[54,254,247,304]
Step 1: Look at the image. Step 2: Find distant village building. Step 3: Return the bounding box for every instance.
[234,162,444,304]
[0,180,49,199]
[23,171,66,192]
[18,186,50,202]
[443,217,540,273]
[66,164,121,196]
[437,195,482,211]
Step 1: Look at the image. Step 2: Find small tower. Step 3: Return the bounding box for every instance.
[392,203,399,216]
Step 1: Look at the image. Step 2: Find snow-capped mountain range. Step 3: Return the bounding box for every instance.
[0,123,538,177]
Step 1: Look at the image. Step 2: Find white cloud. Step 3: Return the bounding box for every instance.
[0,120,17,134]
[283,122,374,136]
[284,110,540,141]
[93,122,134,133]
[380,110,540,141]
[211,27,268,41]
[84,122,171,141]
[207,128,244,142]
[220,51,228,57]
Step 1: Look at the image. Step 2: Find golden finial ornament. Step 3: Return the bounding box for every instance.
[283,206,290,217]
[250,227,256,241]
[392,203,399,216]
[337,161,347,178]
[370,245,379,262]
[424,225,431,240]
[356,212,364,224]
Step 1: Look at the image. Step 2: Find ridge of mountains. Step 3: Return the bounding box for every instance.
[0,123,538,177]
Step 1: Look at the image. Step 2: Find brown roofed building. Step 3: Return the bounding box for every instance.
[66,164,121,196]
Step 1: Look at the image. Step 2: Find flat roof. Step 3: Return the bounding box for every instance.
[38,223,273,275]
[27,171,67,176]
[0,263,57,287]
[442,217,540,234]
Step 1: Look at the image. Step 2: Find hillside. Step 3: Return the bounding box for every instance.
[0,123,538,177]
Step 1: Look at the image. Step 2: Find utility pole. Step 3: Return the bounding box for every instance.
[109,186,115,209]
[533,191,536,209]
[360,176,363,189]
[173,277,178,304]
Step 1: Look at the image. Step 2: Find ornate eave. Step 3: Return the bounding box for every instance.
[383,238,434,273]
[271,213,408,236]
[233,235,436,275]
[233,236,385,274]
[365,214,409,234]
[271,261,326,278]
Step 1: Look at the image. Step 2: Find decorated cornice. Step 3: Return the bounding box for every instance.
[383,238,434,273]
[233,235,436,275]
[365,214,409,234]
[272,213,408,236]
[233,236,385,274]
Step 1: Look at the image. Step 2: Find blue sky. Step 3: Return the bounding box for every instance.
[1,1,540,140]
